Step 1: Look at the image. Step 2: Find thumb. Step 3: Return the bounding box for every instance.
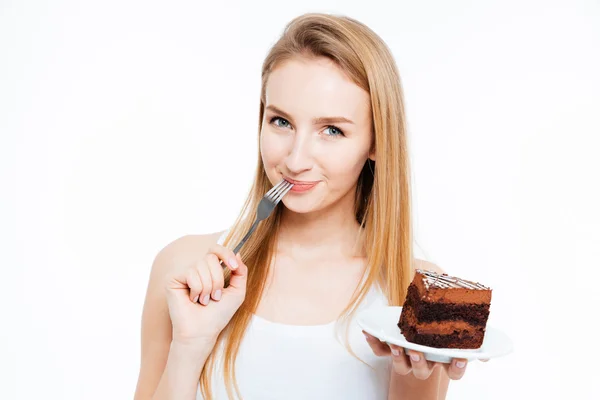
[224,253,248,296]
[166,269,202,304]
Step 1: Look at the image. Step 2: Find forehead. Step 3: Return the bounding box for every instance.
[264,57,370,121]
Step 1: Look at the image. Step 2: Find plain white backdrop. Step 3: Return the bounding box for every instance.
[1,0,599,399]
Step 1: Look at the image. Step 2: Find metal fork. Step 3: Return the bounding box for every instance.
[225,179,293,261]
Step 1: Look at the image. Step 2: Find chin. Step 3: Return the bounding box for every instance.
[280,194,326,214]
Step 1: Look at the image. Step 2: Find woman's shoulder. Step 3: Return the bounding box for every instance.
[151,230,227,276]
[135,230,228,399]
[412,258,444,275]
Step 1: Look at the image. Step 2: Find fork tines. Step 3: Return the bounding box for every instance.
[267,179,293,202]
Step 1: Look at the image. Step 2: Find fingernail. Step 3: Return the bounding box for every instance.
[229,258,238,269]
[455,361,466,368]
[362,332,371,339]
[213,290,222,301]
[193,295,199,303]
[201,295,210,305]
[410,354,420,362]
[391,348,399,356]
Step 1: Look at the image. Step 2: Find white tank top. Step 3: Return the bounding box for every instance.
[196,232,392,400]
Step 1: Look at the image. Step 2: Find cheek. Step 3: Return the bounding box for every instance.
[260,131,286,167]
[318,146,367,183]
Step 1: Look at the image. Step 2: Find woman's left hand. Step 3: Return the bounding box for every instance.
[362,331,469,380]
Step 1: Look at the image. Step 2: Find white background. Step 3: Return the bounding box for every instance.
[1,0,599,399]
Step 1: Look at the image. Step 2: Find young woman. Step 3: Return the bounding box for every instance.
[134,12,473,400]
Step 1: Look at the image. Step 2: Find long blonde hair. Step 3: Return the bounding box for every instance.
[199,12,412,399]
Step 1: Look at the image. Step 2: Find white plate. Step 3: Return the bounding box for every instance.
[357,306,513,363]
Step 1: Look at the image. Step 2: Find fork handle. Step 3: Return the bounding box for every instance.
[233,219,259,254]
[220,219,260,268]
[219,219,260,269]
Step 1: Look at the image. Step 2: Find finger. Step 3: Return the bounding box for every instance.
[207,244,239,271]
[389,345,412,376]
[184,268,203,303]
[446,358,468,380]
[198,256,215,305]
[406,350,435,380]
[225,253,248,294]
[362,331,390,357]
[207,252,225,301]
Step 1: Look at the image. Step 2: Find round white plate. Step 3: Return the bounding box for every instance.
[357,306,513,363]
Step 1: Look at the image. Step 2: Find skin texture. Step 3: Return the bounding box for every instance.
[134,56,478,400]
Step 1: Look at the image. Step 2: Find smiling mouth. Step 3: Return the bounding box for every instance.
[283,177,319,193]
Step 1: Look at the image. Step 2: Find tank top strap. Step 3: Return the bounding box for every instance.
[217,229,229,246]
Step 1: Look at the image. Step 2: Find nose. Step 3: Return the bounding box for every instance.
[284,131,313,174]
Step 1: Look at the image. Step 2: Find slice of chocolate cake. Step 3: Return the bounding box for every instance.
[398,269,492,349]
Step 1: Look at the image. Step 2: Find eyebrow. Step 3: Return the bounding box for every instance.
[265,105,355,125]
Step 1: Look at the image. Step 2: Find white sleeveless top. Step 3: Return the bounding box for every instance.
[196,232,392,400]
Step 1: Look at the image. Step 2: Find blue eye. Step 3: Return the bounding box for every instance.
[323,126,344,137]
[270,117,291,128]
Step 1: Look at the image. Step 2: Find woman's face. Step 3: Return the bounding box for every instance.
[260,56,374,215]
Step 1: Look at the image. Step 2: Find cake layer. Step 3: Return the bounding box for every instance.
[399,304,480,335]
[413,269,492,305]
[406,284,490,326]
[399,322,485,349]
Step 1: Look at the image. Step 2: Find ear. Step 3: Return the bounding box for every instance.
[368,147,376,161]
[368,133,376,161]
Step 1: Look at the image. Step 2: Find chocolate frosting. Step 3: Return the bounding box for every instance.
[413,269,492,304]
[417,269,489,290]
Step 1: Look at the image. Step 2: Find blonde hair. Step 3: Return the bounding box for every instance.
[199,12,413,399]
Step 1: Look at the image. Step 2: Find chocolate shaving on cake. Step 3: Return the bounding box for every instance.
[417,269,488,290]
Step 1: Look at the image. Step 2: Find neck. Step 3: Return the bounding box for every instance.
[277,190,364,259]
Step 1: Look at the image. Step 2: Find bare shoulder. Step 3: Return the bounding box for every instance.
[413,258,445,275]
[133,230,225,400]
[152,231,225,277]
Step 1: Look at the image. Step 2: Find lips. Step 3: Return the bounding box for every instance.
[283,177,319,193]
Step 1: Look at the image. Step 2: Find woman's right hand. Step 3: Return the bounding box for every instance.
[164,244,248,346]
